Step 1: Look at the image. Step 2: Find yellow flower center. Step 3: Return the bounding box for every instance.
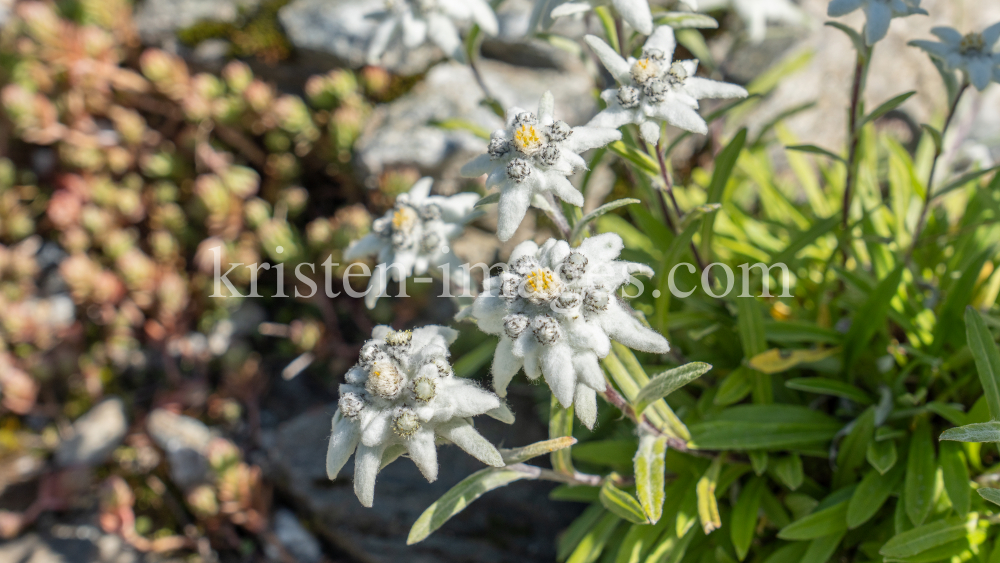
[525,268,558,294]
[391,206,417,231]
[513,124,544,155]
[960,32,985,54]
[631,58,660,85]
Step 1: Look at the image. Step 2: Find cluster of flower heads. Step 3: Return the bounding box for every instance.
[326,326,510,506]
[345,178,479,308]
[367,0,499,64]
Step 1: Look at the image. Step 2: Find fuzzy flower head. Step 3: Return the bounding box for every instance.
[460,92,621,241]
[585,27,748,145]
[326,326,511,507]
[366,0,499,65]
[827,0,927,45]
[458,233,669,429]
[910,24,1000,91]
[533,0,653,35]
[345,177,479,309]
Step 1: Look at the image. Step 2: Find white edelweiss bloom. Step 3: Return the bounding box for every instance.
[326,325,512,507]
[367,0,499,65]
[345,177,480,309]
[827,0,927,46]
[458,233,669,430]
[460,92,621,242]
[699,0,804,44]
[910,24,1000,91]
[584,27,748,144]
[531,0,653,35]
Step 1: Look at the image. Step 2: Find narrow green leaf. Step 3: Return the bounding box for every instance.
[921,124,943,154]
[633,434,667,524]
[785,377,873,404]
[474,192,500,208]
[772,454,804,490]
[696,457,723,534]
[931,166,1000,201]
[867,439,898,474]
[857,91,917,130]
[978,488,1000,506]
[737,297,771,405]
[802,530,846,563]
[550,394,575,474]
[634,363,712,414]
[714,367,753,406]
[835,407,876,488]
[570,198,640,244]
[966,307,1000,420]
[559,504,606,561]
[701,129,748,258]
[749,450,768,475]
[879,515,978,559]
[568,512,622,563]
[608,141,659,176]
[843,264,904,370]
[408,467,527,544]
[551,485,601,503]
[777,501,848,540]
[940,422,1000,443]
[847,463,905,528]
[760,487,791,529]
[937,251,993,350]
[731,477,765,561]
[593,6,618,60]
[501,437,577,465]
[771,214,841,264]
[785,144,845,163]
[600,479,649,525]
[452,339,497,378]
[904,419,936,526]
[824,21,866,55]
[939,441,970,517]
[653,12,719,29]
[690,405,841,451]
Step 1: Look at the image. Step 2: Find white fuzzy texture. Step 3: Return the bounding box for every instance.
[534,0,653,35]
[584,27,748,145]
[344,177,480,309]
[827,0,927,45]
[699,0,804,43]
[366,0,499,65]
[326,325,508,507]
[910,24,1000,91]
[464,234,669,429]
[460,92,621,241]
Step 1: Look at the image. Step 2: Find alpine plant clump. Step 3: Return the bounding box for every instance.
[459,233,669,429]
[344,177,480,308]
[326,326,511,507]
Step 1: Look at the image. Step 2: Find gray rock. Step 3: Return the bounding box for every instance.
[271,509,322,563]
[134,0,260,43]
[146,409,213,489]
[55,398,128,468]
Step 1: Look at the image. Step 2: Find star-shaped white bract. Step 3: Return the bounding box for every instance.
[584,26,747,144]
[460,92,621,242]
[910,24,1000,91]
[530,0,653,35]
[367,0,499,65]
[345,177,480,309]
[326,325,510,507]
[700,0,804,44]
[458,234,670,429]
[827,0,927,46]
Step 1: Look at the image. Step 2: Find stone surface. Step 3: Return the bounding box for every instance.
[0,515,183,563]
[134,0,260,44]
[145,409,213,489]
[262,390,581,563]
[271,509,323,563]
[55,398,128,469]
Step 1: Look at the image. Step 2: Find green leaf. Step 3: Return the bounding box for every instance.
[936,250,993,350]
[573,440,638,469]
[737,297,771,404]
[550,485,601,503]
[966,307,1000,420]
[784,144,845,163]
[593,6,618,60]
[600,479,649,525]
[939,441,970,517]
[714,367,753,406]
[701,129,748,258]
[696,457,723,534]
[559,504,606,561]
[676,29,714,71]
[977,488,1000,506]
[749,450,768,475]
[824,22,866,55]
[772,454,804,490]
[777,501,848,540]
[857,91,917,130]
[835,407,876,488]
[843,264,904,371]
[408,467,527,544]
[867,439,898,474]
[550,394,575,474]
[689,405,841,451]
[570,198,640,244]
[608,141,659,176]
[730,476,765,561]
[634,362,712,414]
[904,419,936,526]
[474,192,500,208]
[932,166,1000,201]
[633,434,667,524]
[568,512,622,563]
[785,377,873,404]
[921,124,943,154]
[802,530,846,563]
[452,339,497,378]
[847,463,905,528]
[771,214,841,264]
[879,515,978,559]
[431,117,490,140]
[500,437,577,465]
[763,321,843,345]
[653,12,719,29]
[939,422,1000,443]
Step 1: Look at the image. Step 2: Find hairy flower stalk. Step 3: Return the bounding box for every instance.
[458,234,669,429]
[460,92,621,241]
[827,0,927,45]
[584,27,748,145]
[367,0,499,64]
[326,326,511,507]
[910,24,1000,91]
[345,177,480,309]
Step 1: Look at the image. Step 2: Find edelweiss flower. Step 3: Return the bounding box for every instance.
[460,92,621,241]
[827,0,927,46]
[345,177,479,309]
[530,0,653,35]
[367,0,499,65]
[585,27,747,144]
[910,24,1000,91]
[326,326,510,507]
[458,234,670,429]
[700,0,804,44]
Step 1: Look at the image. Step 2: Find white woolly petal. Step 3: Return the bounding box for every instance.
[647,102,708,135]
[515,333,542,380]
[984,22,1000,48]
[443,381,502,418]
[327,414,361,480]
[639,121,661,144]
[353,444,385,507]
[568,321,611,358]
[551,2,593,19]
[461,153,495,178]
[433,193,480,222]
[588,104,640,131]
[344,233,386,261]
[408,177,434,203]
[509,240,540,264]
[683,77,748,100]
[578,232,625,262]
[600,299,671,354]
[644,25,676,60]
[412,325,458,350]
[541,343,577,408]
[427,13,464,61]
[543,240,572,268]
[492,337,523,397]
[366,19,398,64]
[910,40,951,59]
[863,2,892,45]
[361,411,393,447]
[564,126,622,154]
[827,0,862,17]
[468,0,500,35]
[930,26,964,45]
[584,35,632,84]
[487,401,516,424]
[505,106,529,127]
[614,0,653,35]
[470,293,508,335]
[497,183,533,241]
[574,384,598,430]
[574,352,608,391]
[968,57,994,91]
[364,264,389,310]
[538,91,556,125]
[371,325,391,340]
[407,429,439,482]
[436,420,504,467]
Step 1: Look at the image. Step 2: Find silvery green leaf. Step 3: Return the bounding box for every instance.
[633,433,667,524]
